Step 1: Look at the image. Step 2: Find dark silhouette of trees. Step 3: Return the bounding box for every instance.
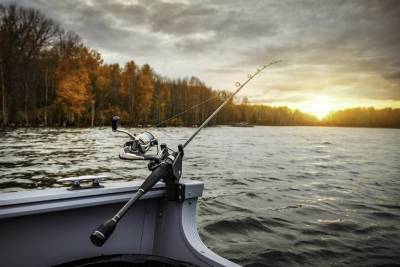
[0,4,60,126]
[323,107,400,128]
[1,4,399,128]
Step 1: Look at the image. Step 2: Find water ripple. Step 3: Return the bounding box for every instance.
[1,126,400,266]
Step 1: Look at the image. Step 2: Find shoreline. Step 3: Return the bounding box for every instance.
[1,124,399,130]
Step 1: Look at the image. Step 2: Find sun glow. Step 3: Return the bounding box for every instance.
[300,96,337,120]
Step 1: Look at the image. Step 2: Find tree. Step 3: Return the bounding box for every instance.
[134,64,153,124]
[121,61,137,123]
[0,4,59,125]
[1,3,398,128]
[56,69,91,125]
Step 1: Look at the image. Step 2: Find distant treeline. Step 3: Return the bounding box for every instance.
[324,108,400,128]
[1,4,399,128]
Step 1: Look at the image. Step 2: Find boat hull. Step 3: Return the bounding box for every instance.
[0,180,239,267]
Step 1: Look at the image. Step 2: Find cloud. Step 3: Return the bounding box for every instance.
[384,71,400,80]
[7,0,400,105]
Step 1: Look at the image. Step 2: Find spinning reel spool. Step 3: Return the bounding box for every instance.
[112,116,159,160]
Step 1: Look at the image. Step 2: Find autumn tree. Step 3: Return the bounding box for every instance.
[134,64,153,124]
[1,4,399,128]
[121,61,137,124]
[56,69,91,125]
[78,47,102,126]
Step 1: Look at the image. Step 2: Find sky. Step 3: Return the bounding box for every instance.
[9,0,400,118]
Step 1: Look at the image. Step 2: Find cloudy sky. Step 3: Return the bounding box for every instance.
[10,0,400,117]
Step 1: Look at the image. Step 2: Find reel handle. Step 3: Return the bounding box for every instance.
[112,116,120,131]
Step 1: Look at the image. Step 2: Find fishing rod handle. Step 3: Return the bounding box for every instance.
[141,162,169,191]
[90,163,169,247]
[90,218,117,247]
[116,162,169,219]
[90,188,143,247]
[90,191,142,248]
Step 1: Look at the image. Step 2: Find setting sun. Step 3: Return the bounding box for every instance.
[299,96,336,119]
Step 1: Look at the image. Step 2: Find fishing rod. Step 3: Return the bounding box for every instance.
[90,60,281,247]
[183,60,281,148]
[156,61,281,128]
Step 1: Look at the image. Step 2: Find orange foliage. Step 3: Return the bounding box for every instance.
[2,5,398,127]
[56,69,91,116]
[134,64,153,123]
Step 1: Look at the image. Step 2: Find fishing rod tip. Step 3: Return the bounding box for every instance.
[262,60,282,68]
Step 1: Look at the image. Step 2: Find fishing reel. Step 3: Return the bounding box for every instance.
[112,116,159,160]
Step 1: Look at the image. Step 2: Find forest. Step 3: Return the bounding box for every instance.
[1,4,399,128]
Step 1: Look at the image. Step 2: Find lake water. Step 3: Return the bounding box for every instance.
[1,126,399,266]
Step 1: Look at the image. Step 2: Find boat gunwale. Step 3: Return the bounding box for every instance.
[0,180,204,220]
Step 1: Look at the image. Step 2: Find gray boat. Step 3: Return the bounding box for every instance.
[0,63,276,266]
[0,177,238,266]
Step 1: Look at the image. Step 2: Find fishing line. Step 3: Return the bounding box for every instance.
[154,61,281,129]
[155,95,219,127]
[183,60,282,148]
